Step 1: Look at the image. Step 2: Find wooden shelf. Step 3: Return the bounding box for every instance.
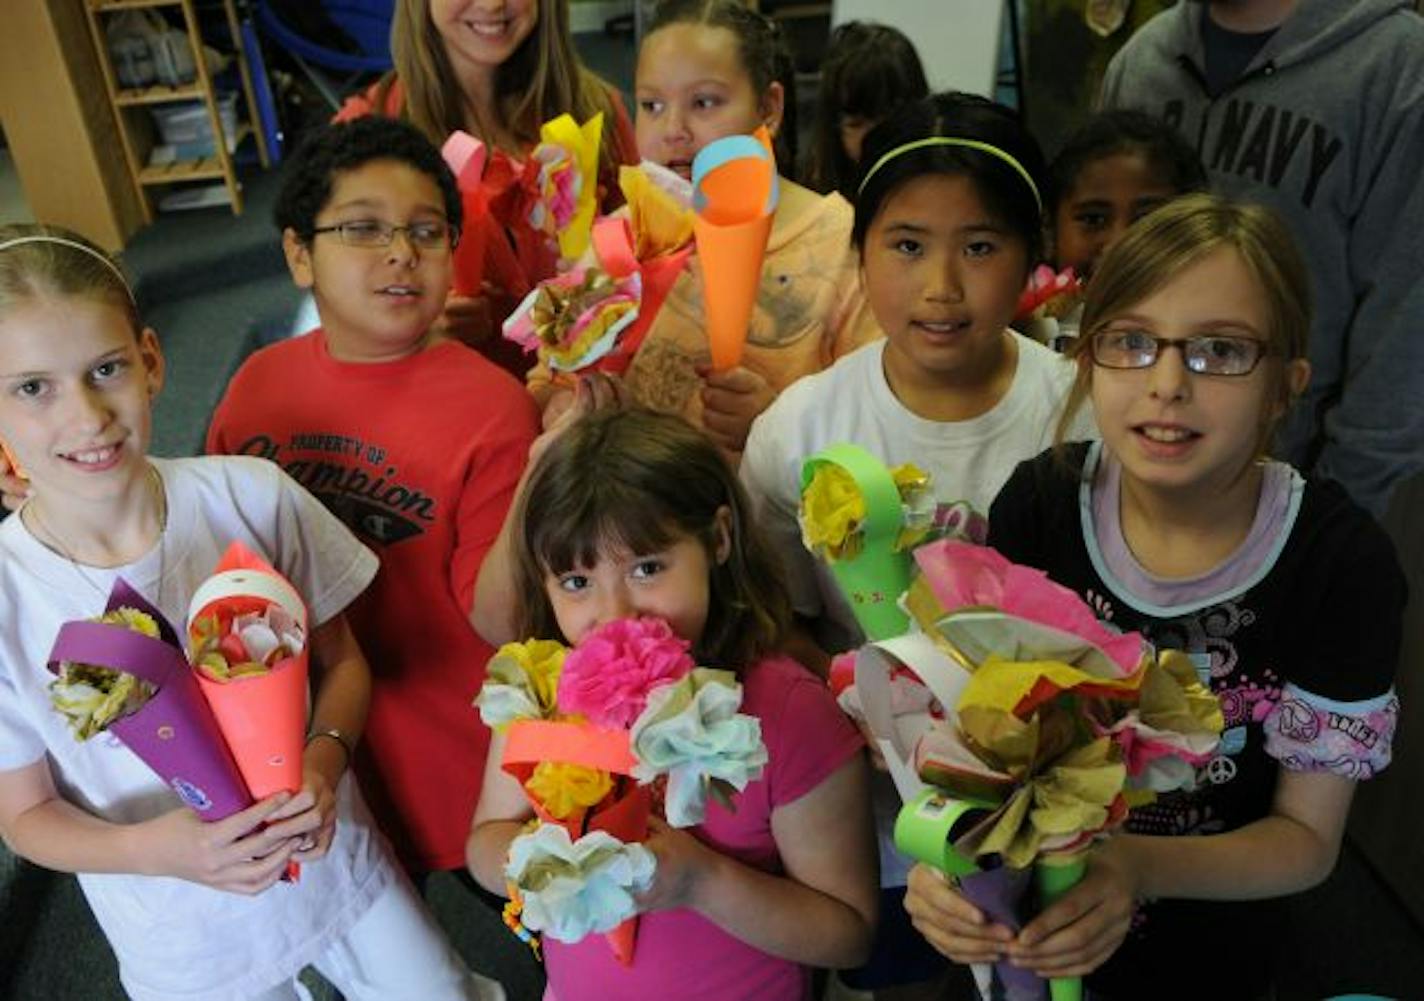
[139,156,226,184]
[113,83,206,106]
[91,0,184,11]
[83,0,270,221]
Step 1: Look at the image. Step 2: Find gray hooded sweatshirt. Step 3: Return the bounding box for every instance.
[1101,0,1424,516]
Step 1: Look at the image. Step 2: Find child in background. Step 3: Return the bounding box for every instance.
[907,195,1404,1001]
[1019,109,1207,349]
[0,226,500,1001]
[466,404,877,1000]
[531,0,883,455]
[803,21,930,200]
[206,118,539,899]
[336,0,639,357]
[740,91,1092,1001]
[1046,109,1207,280]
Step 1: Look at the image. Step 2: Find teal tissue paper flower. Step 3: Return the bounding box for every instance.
[630,668,768,827]
[506,825,656,942]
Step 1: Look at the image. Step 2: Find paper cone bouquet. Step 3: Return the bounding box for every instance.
[692,128,778,372]
[441,112,604,303]
[503,160,695,376]
[476,616,767,966]
[47,543,312,850]
[798,444,936,641]
[853,539,1223,1001]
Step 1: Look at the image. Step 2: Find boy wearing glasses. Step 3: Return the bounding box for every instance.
[207,118,539,899]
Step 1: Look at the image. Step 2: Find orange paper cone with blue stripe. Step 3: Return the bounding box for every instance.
[692,128,778,371]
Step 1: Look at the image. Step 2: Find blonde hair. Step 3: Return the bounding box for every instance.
[0,224,140,335]
[387,0,627,174]
[1056,193,1311,458]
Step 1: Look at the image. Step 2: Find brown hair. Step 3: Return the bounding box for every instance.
[645,0,799,169]
[513,408,791,669]
[0,224,139,336]
[386,0,628,174]
[1055,193,1311,458]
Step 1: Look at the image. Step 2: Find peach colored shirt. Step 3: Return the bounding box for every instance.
[528,191,882,428]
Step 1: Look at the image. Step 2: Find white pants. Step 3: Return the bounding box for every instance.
[250,876,506,1001]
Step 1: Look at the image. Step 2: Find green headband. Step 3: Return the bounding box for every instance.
[857,137,1043,214]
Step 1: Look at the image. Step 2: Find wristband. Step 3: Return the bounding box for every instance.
[306,727,354,765]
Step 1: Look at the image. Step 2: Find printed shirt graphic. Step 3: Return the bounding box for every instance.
[987,441,1405,1000]
[207,331,539,869]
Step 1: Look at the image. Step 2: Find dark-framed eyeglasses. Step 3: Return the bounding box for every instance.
[311,219,458,251]
[1089,329,1270,376]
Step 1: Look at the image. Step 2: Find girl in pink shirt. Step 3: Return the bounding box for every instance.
[467,403,877,1000]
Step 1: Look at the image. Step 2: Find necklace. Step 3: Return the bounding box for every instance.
[25,464,168,608]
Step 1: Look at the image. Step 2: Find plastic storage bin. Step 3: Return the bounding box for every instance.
[150,92,237,152]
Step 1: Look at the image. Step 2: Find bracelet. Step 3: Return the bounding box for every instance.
[305,727,354,765]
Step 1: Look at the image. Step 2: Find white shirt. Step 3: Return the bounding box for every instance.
[742,334,1094,652]
[0,456,396,1001]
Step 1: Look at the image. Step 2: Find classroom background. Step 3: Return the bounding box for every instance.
[0,2,1421,999]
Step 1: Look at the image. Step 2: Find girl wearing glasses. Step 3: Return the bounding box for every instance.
[905,193,1405,1001]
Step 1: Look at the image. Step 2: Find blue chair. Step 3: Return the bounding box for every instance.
[255,0,393,110]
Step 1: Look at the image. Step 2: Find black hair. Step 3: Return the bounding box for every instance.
[804,21,929,198]
[1045,109,1207,218]
[852,92,1047,263]
[647,0,800,171]
[273,116,462,242]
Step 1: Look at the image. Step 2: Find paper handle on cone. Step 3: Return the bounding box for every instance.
[801,444,914,640]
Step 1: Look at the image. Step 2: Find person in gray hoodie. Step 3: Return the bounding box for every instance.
[1099,0,1424,519]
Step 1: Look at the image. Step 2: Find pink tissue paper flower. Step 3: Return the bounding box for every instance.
[558,617,695,729]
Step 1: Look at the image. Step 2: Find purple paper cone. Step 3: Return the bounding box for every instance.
[48,580,253,820]
[959,866,1047,1001]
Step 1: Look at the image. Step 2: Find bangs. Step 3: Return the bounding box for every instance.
[527,476,687,575]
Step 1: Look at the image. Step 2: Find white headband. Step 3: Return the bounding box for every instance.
[0,235,135,304]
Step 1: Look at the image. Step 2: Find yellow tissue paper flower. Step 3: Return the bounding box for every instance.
[620,165,694,260]
[801,464,868,561]
[525,762,614,820]
[492,639,568,716]
[49,607,160,740]
[800,461,933,563]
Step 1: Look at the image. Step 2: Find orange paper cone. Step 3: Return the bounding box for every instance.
[0,438,24,481]
[605,917,639,967]
[692,128,779,372]
[189,543,311,879]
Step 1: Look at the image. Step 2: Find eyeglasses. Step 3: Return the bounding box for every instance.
[1090,329,1270,376]
[311,219,457,251]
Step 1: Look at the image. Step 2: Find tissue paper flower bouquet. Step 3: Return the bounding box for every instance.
[476,616,767,965]
[441,111,605,305]
[855,540,1223,1001]
[48,542,312,874]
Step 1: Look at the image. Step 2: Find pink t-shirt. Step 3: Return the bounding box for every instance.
[543,655,864,1001]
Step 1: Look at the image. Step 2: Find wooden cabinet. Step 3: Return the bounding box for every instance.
[82,0,269,221]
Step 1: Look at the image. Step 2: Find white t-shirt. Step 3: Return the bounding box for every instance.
[742,334,1093,652]
[0,456,396,1001]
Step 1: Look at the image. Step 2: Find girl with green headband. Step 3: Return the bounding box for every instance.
[741,92,1096,1001]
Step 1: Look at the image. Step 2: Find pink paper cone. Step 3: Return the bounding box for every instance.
[188,543,309,803]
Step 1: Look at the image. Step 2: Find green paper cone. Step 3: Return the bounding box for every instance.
[801,444,913,641]
[1036,854,1088,1001]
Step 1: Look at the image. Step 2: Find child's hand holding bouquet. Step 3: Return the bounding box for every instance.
[476,615,767,965]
